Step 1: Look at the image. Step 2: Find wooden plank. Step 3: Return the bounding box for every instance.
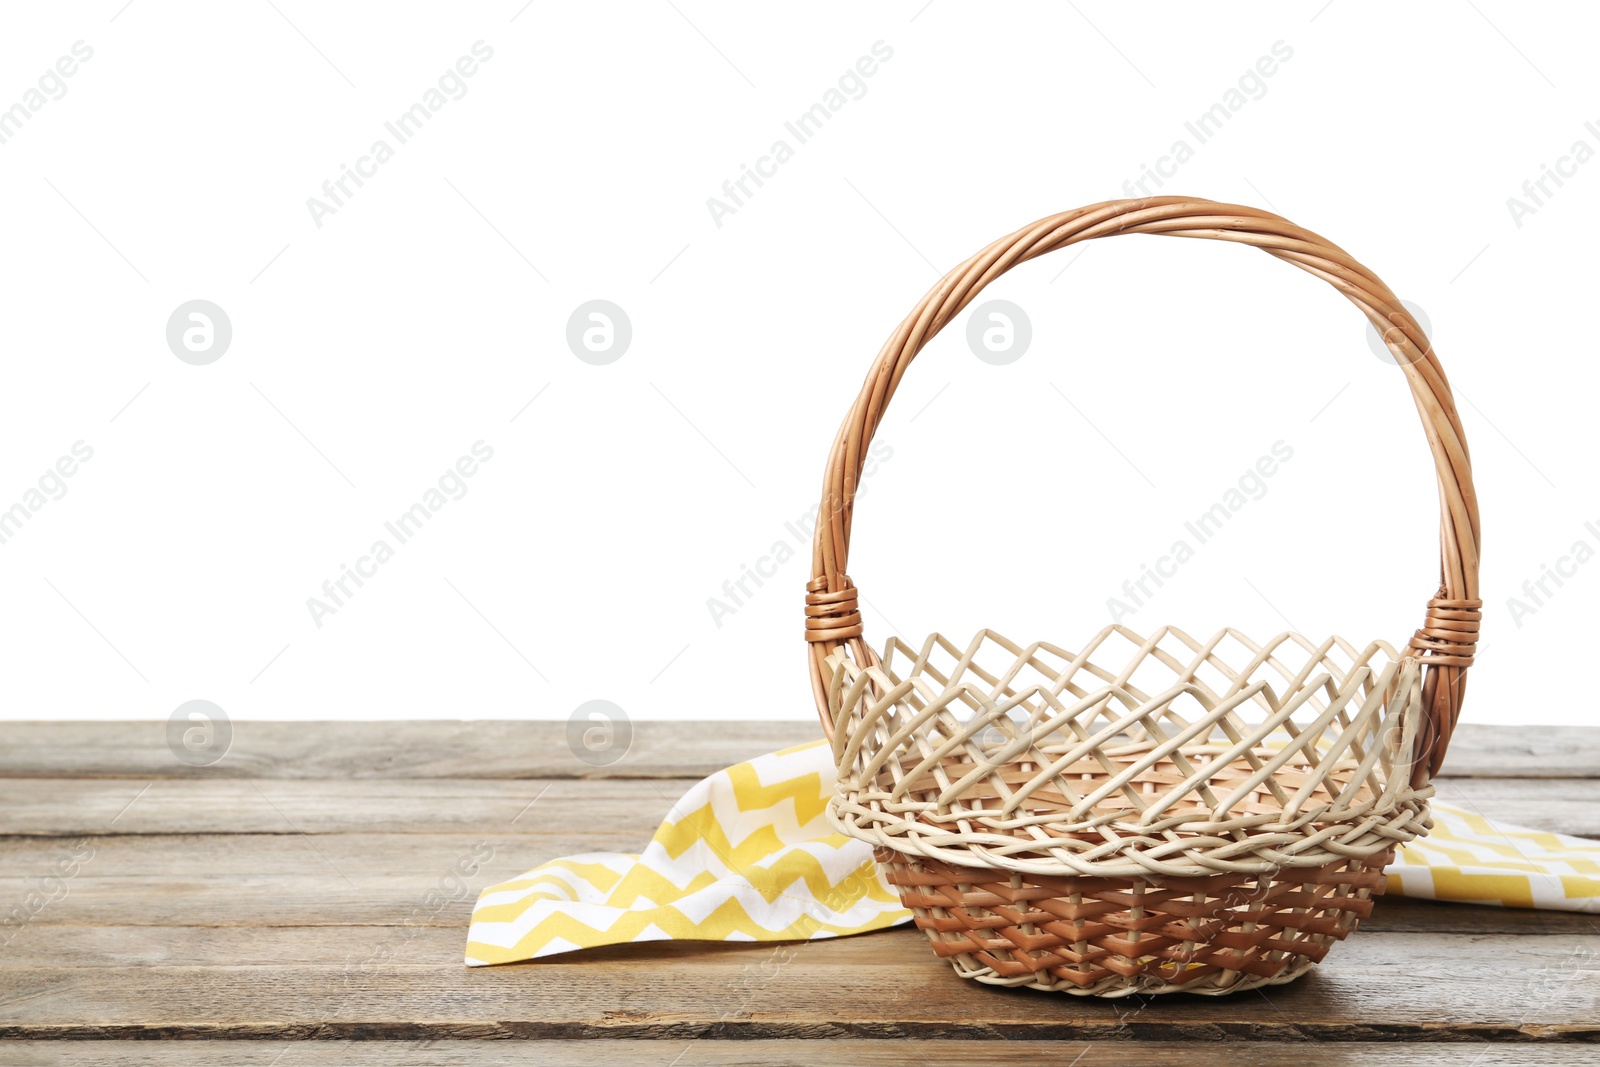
[0,929,1594,1040]
[3,722,1591,1056]
[4,775,1597,838]
[1439,724,1599,778]
[4,896,1594,971]
[1433,777,1600,835]
[1,1040,1593,1067]
[0,778,700,836]
[0,721,814,781]
[1,831,1592,935]
[0,721,1591,780]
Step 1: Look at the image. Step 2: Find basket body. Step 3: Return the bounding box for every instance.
[826,628,1433,995]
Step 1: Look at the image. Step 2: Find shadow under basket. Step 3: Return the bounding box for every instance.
[825,629,1433,997]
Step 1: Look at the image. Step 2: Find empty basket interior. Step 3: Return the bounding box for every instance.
[828,627,1425,849]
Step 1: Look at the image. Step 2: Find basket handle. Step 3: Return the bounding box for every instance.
[804,197,1481,781]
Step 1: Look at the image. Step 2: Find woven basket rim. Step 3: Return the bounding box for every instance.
[825,625,1432,879]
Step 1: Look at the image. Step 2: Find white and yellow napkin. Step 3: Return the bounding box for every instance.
[466,740,1600,965]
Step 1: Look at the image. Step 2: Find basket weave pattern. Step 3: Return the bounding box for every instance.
[828,628,1427,994]
[802,198,1482,996]
[878,850,1393,995]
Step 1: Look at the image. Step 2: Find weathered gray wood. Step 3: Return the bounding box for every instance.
[2,831,1588,935]
[5,775,1597,838]
[2,721,1594,1057]
[1432,776,1600,836]
[1439,723,1600,778]
[0,778,701,836]
[0,929,1594,1039]
[0,1041,1592,1066]
[0,720,815,780]
[3,897,1593,972]
[1,721,1591,780]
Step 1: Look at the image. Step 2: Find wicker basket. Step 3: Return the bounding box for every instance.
[804,197,1481,997]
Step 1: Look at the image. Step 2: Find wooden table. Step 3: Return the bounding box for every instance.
[1,721,1596,1065]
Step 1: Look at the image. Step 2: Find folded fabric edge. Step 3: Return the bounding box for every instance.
[465,905,910,966]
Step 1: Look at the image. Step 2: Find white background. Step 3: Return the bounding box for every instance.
[0,1,1593,727]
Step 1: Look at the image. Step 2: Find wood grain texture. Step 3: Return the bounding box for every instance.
[1,930,1596,1040]
[0,720,813,780]
[0,721,1591,779]
[4,899,1595,969]
[2,838,1589,934]
[0,778,701,835]
[5,775,1596,836]
[4,1041,1594,1067]
[1,721,1594,1060]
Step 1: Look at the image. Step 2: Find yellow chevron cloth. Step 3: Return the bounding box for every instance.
[465,740,1600,965]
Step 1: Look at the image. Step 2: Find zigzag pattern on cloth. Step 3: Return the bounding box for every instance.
[1389,804,1600,910]
[465,743,903,965]
[466,742,1600,966]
